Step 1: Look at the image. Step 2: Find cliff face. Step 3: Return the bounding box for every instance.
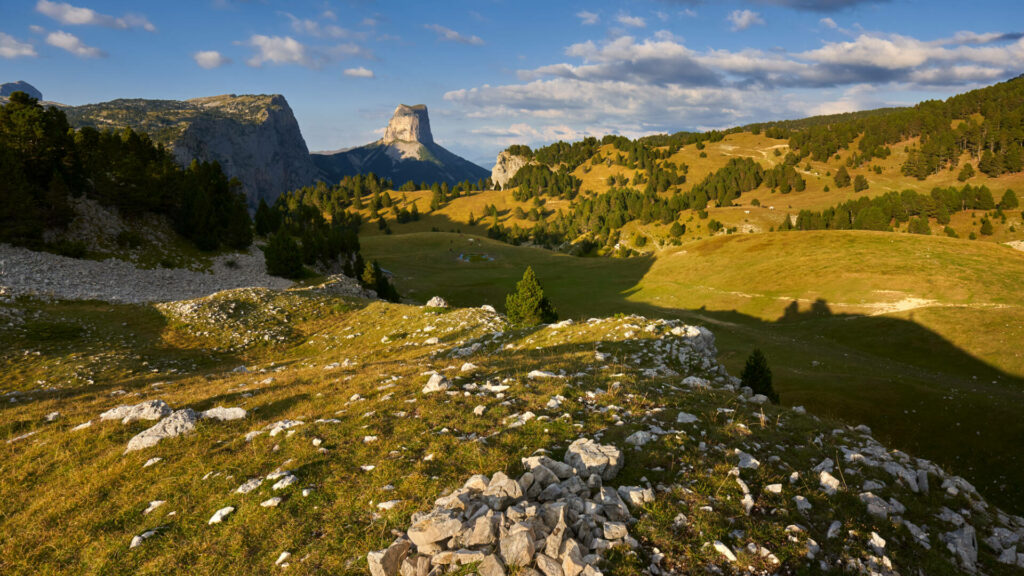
[173,95,318,207]
[62,94,318,208]
[490,150,530,190]
[312,104,489,186]
[382,104,433,144]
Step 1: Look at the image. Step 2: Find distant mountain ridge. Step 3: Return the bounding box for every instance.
[0,80,42,101]
[60,93,319,208]
[312,104,490,186]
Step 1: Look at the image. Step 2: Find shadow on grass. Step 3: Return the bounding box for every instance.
[364,229,1024,514]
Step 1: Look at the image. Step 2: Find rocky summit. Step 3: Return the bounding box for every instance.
[312,104,490,186]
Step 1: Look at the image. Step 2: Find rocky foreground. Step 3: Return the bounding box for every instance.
[0,288,1022,575]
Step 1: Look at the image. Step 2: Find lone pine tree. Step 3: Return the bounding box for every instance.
[740,349,779,404]
[505,266,558,328]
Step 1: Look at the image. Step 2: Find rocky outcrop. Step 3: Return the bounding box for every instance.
[173,95,319,207]
[61,94,319,207]
[491,150,531,190]
[312,104,489,187]
[383,104,433,144]
[367,439,639,576]
[0,80,42,100]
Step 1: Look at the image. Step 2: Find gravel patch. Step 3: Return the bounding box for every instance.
[0,244,292,303]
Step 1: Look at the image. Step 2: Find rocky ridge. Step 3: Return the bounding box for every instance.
[490,151,531,190]
[61,93,319,207]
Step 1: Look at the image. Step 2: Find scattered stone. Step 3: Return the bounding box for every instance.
[101,400,172,424]
[275,551,291,567]
[713,541,737,562]
[819,471,842,495]
[208,506,235,525]
[201,406,246,421]
[143,457,162,468]
[422,373,450,394]
[124,409,197,453]
[129,529,158,549]
[676,412,698,424]
[425,296,449,308]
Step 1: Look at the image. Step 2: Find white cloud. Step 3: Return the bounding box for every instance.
[616,13,646,28]
[284,13,363,40]
[577,10,599,25]
[245,35,308,67]
[344,66,374,78]
[0,33,37,59]
[194,50,231,69]
[820,17,838,29]
[728,10,765,32]
[425,24,484,46]
[46,29,104,57]
[442,28,1024,151]
[36,0,155,32]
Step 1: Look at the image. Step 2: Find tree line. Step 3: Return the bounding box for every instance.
[0,92,251,252]
[778,184,1017,235]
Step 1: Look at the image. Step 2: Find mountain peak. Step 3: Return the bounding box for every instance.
[0,80,42,101]
[382,104,433,145]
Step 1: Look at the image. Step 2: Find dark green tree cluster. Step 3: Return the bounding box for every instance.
[779,184,999,233]
[763,163,806,194]
[0,92,251,251]
[687,157,764,207]
[509,165,582,201]
[505,266,557,328]
[752,75,1024,178]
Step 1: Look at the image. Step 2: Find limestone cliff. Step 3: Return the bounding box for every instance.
[312,104,489,186]
[62,94,318,207]
[490,150,531,190]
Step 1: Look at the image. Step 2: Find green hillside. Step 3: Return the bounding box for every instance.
[360,231,1024,513]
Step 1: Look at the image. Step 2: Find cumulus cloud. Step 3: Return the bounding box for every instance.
[820,17,838,29]
[577,11,599,25]
[616,13,646,28]
[245,35,308,67]
[755,0,887,11]
[344,66,374,78]
[0,33,37,59]
[46,30,104,57]
[284,12,364,40]
[36,0,155,32]
[728,10,765,31]
[443,27,1024,149]
[425,24,483,46]
[194,50,231,69]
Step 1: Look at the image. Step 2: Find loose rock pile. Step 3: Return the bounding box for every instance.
[368,438,647,576]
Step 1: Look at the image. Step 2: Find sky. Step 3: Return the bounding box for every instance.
[1,0,1022,168]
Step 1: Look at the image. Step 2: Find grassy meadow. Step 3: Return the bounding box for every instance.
[361,231,1024,513]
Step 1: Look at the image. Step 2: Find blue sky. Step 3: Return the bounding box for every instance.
[1,0,1022,167]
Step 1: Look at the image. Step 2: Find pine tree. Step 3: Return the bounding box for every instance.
[999,189,1019,209]
[854,174,869,192]
[980,218,994,236]
[958,163,975,182]
[834,166,851,188]
[264,232,304,278]
[505,266,558,328]
[740,349,778,404]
